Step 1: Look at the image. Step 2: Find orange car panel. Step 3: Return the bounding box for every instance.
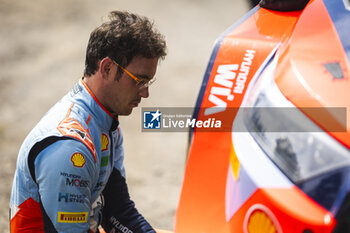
[175,0,349,231]
[175,7,302,233]
[274,0,350,148]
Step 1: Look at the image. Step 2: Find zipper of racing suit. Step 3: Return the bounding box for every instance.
[96,118,118,230]
[109,118,119,170]
[90,118,119,232]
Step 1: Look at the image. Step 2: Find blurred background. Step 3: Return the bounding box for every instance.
[0,0,250,231]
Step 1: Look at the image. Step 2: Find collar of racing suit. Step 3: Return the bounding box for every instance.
[77,78,119,131]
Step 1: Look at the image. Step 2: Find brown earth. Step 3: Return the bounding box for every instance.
[0,0,249,231]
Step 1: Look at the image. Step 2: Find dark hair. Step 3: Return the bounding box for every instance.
[84,11,167,76]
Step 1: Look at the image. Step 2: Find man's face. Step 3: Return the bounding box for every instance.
[103,56,158,115]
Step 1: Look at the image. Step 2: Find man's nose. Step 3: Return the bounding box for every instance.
[138,86,149,98]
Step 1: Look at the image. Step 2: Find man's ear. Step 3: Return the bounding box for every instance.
[98,57,113,79]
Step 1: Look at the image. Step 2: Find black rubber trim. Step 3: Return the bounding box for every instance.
[259,0,310,11]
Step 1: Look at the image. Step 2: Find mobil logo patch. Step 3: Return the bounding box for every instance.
[66,178,89,187]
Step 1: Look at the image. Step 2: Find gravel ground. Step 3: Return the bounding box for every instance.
[0,0,249,231]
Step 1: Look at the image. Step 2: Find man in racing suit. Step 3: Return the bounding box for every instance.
[10,11,167,233]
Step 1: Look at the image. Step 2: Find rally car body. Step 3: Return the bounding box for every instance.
[175,0,350,232]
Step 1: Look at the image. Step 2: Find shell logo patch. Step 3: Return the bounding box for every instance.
[101,134,109,152]
[71,153,86,168]
[244,204,281,233]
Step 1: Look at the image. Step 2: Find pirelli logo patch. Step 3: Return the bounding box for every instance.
[57,211,88,223]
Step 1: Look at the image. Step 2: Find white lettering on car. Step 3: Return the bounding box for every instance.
[205,49,255,116]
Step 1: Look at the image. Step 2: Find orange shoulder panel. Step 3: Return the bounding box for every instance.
[57,104,97,162]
